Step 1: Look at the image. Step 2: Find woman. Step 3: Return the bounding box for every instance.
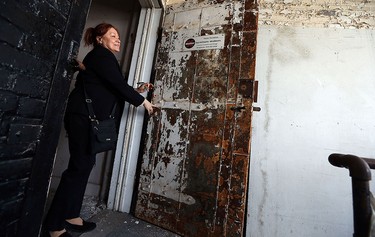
[44,23,157,237]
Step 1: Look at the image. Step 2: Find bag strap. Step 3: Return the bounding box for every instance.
[109,103,117,118]
[82,82,117,120]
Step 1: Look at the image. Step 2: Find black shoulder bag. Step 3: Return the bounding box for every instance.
[83,84,118,155]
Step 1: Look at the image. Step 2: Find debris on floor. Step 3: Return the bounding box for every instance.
[80,209,180,237]
[77,196,180,237]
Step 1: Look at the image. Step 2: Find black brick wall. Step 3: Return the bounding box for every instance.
[0,0,91,236]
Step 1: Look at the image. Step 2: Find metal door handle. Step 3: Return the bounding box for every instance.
[253,107,261,112]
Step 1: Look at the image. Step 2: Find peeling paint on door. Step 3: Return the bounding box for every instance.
[135,1,259,236]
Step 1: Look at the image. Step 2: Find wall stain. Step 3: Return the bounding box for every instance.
[258,0,375,29]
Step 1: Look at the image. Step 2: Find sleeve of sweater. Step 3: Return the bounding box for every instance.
[88,47,145,107]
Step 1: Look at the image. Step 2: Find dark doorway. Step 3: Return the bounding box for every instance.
[48,0,142,219]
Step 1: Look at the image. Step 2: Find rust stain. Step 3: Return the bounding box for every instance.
[136,0,258,236]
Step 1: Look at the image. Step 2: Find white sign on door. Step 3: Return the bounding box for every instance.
[182,34,225,51]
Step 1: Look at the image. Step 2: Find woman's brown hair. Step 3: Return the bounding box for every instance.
[83,23,119,47]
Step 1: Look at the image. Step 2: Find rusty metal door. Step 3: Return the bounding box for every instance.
[135,1,258,236]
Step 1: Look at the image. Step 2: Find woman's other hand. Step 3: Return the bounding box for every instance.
[143,99,159,115]
[72,59,86,71]
[136,82,154,93]
[76,60,86,71]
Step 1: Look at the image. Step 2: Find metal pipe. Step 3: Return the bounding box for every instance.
[328,153,373,237]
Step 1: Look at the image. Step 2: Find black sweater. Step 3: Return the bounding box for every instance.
[66,46,145,121]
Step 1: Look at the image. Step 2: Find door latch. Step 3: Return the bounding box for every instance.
[230,106,246,112]
[253,106,261,112]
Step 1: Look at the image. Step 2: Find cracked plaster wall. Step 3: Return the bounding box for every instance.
[259,0,375,29]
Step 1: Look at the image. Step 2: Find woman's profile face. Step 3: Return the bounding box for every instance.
[97,27,121,53]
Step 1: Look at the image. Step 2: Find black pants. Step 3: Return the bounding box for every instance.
[44,113,96,231]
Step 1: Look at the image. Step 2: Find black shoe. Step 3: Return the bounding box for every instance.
[59,232,73,237]
[41,230,72,237]
[64,220,96,233]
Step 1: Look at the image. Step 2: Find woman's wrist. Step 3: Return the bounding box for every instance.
[141,99,146,106]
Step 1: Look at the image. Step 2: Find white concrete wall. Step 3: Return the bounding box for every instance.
[247,0,375,236]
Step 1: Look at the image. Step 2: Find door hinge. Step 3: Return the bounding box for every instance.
[253,80,259,103]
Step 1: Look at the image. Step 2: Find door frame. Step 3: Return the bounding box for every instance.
[107,0,163,213]
[17,1,92,236]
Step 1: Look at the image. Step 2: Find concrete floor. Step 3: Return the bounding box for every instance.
[66,196,180,237]
[78,209,180,237]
